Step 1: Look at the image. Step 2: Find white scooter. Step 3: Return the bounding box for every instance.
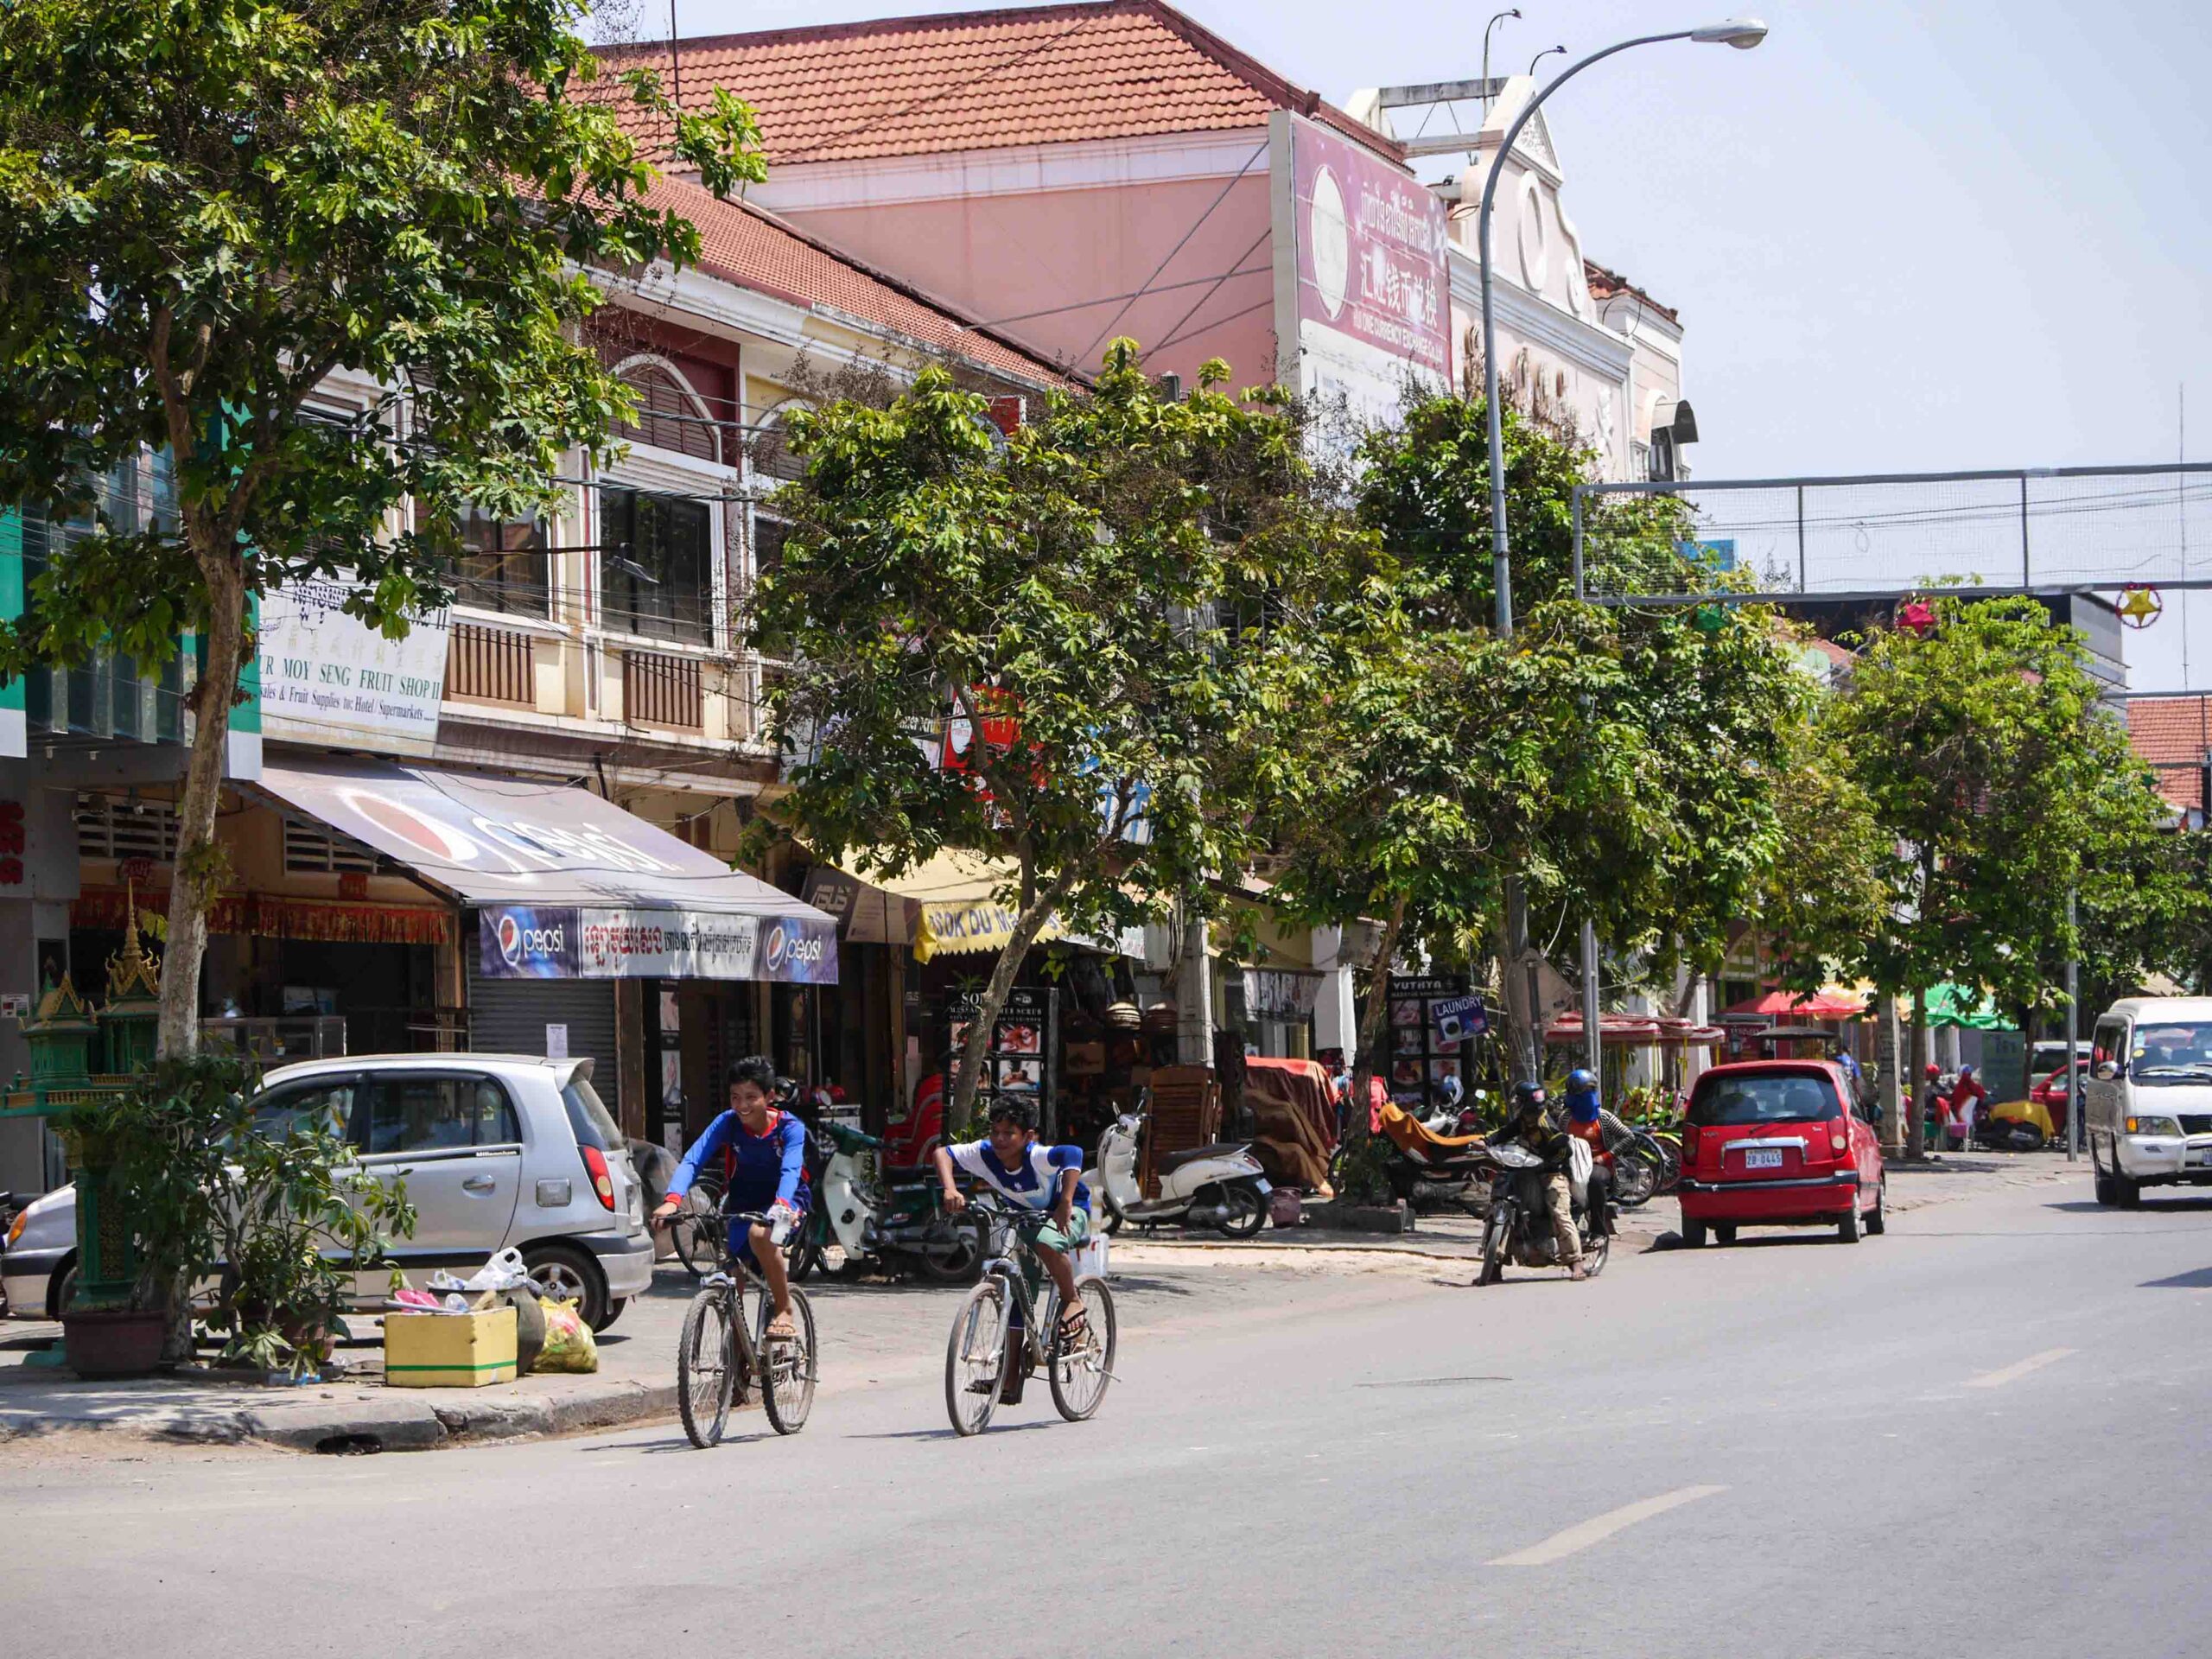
[1088,1111,1272,1238]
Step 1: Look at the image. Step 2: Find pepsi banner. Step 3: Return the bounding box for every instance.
[478,904,836,984]
[480,906,580,978]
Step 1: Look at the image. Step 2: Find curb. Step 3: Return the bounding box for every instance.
[0,1376,683,1455]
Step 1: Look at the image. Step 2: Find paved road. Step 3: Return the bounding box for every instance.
[3,1171,2208,1657]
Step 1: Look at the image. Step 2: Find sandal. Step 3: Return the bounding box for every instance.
[1057,1305,1090,1345]
[766,1310,798,1343]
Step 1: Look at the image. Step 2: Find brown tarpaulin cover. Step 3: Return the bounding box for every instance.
[1243,1058,1338,1192]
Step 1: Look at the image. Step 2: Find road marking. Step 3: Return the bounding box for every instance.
[1966,1347,2076,1389]
[1487,1485,1726,1567]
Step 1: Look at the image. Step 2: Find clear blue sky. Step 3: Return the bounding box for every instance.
[652,0,2212,689]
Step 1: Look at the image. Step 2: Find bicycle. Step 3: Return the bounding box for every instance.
[677,1207,819,1447]
[943,1198,1116,1437]
[668,1169,727,1280]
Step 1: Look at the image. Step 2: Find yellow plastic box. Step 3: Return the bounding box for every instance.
[384,1305,518,1388]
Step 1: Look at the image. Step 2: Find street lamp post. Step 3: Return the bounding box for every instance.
[1477,18,1768,1081]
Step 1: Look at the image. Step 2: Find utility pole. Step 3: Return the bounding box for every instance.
[2066,887,2082,1162]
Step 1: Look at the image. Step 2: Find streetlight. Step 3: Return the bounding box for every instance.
[1476,19,1768,1080]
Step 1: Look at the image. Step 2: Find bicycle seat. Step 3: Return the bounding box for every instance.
[1156,1142,1244,1174]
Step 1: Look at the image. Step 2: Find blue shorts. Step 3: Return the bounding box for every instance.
[727,1186,811,1273]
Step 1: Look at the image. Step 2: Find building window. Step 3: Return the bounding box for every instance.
[747,512,790,658]
[619,361,721,463]
[442,506,550,618]
[601,486,711,645]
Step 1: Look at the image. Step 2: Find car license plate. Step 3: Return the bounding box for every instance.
[2189,1149,2212,1168]
[1743,1147,1784,1170]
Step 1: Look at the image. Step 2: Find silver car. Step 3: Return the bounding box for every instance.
[2,1054,652,1332]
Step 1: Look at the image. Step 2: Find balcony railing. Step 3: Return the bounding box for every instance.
[446,621,534,707]
[623,648,702,731]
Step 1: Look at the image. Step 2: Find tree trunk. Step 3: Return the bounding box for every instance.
[1496,890,1541,1085]
[1906,995,1929,1163]
[1343,897,1407,1154]
[947,864,1082,1135]
[157,557,247,1058]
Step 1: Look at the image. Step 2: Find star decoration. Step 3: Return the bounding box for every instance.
[2117,585,2164,629]
[1896,599,1937,637]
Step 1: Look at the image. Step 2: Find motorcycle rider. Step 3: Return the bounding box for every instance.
[1489,1081,1588,1281]
[1560,1067,1618,1227]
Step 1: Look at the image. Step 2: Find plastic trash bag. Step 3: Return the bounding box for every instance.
[535,1298,599,1375]
[426,1247,531,1295]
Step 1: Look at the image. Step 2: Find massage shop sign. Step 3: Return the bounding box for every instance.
[260,577,451,756]
[478,904,838,985]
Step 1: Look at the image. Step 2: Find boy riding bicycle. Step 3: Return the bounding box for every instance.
[934,1094,1092,1341]
[654,1055,809,1341]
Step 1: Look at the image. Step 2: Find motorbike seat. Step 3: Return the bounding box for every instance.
[880,1164,938,1185]
[1155,1142,1244,1174]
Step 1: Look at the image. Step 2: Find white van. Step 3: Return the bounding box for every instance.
[2084,997,2212,1205]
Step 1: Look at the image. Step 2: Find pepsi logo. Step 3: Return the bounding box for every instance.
[764,921,825,973]
[497,913,523,965]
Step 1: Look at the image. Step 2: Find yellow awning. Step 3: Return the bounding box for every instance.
[835,849,1065,963]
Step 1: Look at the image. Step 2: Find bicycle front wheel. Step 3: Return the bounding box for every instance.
[673,1182,726,1279]
[758,1287,817,1434]
[1048,1276,1116,1423]
[944,1278,1010,1437]
[677,1287,736,1448]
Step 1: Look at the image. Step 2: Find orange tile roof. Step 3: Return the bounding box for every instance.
[639,173,1062,382]
[2127,695,2212,810]
[1584,258,1679,325]
[594,0,1400,167]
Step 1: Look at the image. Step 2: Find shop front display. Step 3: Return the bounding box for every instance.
[947,984,1058,1128]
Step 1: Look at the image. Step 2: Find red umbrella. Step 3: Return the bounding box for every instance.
[1721,987,1868,1020]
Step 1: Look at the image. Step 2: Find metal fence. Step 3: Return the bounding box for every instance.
[1573,463,2212,605]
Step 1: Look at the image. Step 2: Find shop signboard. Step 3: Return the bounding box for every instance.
[1270,111,1452,442]
[477,905,836,984]
[258,577,449,755]
[480,904,579,979]
[947,985,1059,1129]
[1243,969,1322,1021]
[1387,974,1482,1103]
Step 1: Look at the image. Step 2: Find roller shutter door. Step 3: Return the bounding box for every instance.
[465,955,619,1109]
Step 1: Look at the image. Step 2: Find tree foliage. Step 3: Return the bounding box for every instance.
[1255,391,1815,1102]
[0,0,762,1050]
[1818,595,2184,1019]
[755,346,1363,1126]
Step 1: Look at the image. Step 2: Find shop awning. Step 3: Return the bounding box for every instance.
[806,849,1066,963]
[1917,982,2014,1032]
[1546,1012,1726,1047]
[251,756,837,983]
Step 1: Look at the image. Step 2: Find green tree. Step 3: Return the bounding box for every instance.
[1816,595,2184,1154]
[1285,391,1811,1092]
[754,347,1358,1128]
[0,0,762,1052]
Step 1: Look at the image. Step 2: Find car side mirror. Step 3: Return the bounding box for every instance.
[2094,1062,2122,1082]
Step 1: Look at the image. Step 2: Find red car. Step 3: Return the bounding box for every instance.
[1676,1059,1886,1246]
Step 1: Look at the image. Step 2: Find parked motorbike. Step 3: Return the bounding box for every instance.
[789,1120,984,1283]
[1090,1111,1272,1237]
[1474,1140,1612,1284]
[1348,1100,1498,1212]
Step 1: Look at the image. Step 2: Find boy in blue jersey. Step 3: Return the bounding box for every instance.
[934,1094,1091,1338]
[654,1055,809,1340]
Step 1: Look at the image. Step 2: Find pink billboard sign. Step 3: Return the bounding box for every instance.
[1278,114,1451,384]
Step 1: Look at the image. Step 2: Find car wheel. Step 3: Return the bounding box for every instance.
[1838,1202,1862,1243]
[2091,1139,2120,1205]
[1866,1177,1887,1235]
[48,1257,79,1321]
[524,1243,609,1332]
[2113,1167,2142,1209]
[1713,1223,1738,1246]
[1681,1217,1707,1249]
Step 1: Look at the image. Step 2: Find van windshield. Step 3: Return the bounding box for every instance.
[1689,1072,1841,1127]
[2129,1025,2212,1084]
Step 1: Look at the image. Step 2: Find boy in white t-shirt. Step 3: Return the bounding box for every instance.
[934,1094,1092,1338]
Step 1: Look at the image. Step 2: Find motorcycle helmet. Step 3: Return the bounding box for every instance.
[1437,1075,1465,1109]
[1511,1080,1547,1116]
[1564,1067,1601,1124]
